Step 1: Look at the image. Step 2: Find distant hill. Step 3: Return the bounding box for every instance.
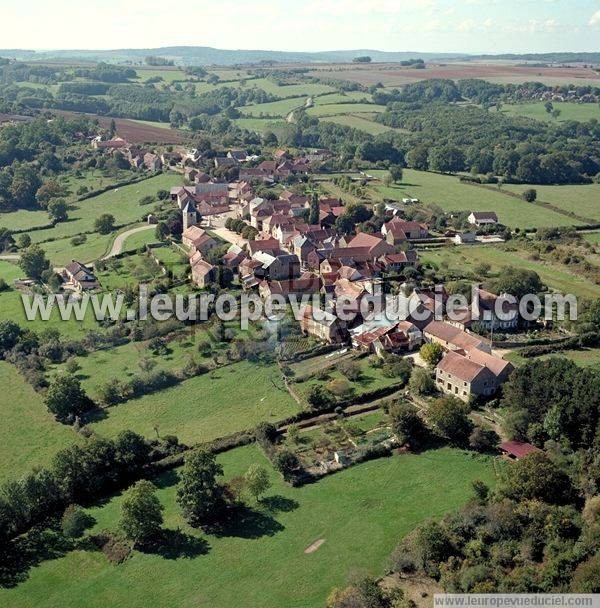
[472,52,600,64]
[0,46,467,66]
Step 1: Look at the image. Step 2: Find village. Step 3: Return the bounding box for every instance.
[65,133,531,420]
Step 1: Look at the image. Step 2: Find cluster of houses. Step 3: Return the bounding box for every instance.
[91,136,164,172]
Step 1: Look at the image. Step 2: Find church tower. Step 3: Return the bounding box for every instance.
[182,201,197,231]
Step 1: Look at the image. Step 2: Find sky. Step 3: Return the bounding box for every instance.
[2,0,600,54]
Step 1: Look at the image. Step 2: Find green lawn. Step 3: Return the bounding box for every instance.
[370,169,582,229]
[87,360,301,446]
[119,228,161,252]
[233,117,288,134]
[238,97,309,118]
[420,244,600,299]
[130,119,174,130]
[583,231,600,244]
[497,102,600,124]
[501,183,600,223]
[293,357,400,405]
[94,252,164,292]
[0,444,496,608]
[0,362,82,483]
[249,78,335,98]
[0,260,101,338]
[321,114,397,135]
[22,173,181,245]
[313,92,372,105]
[306,103,386,117]
[504,347,600,370]
[134,68,186,84]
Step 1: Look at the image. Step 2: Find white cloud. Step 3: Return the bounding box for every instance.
[590,9,600,26]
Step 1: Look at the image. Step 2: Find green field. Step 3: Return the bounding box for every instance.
[505,347,600,369]
[87,360,301,446]
[313,92,372,105]
[238,97,309,118]
[420,244,600,299]
[119,227,161,252]
[233,117,288,134]
[321,114,396,135]
[0,444,496,608]
[501,183,600,223]
[293,357,401,405]
[370,169,582,229]
[498,102,600,123]
[0,362,81,483]
[248,78,335,98]
[134,68,185,84]
[0,260,100,338]
[20,174,181,245]
[583,231,600,244]
[306,103,386,117]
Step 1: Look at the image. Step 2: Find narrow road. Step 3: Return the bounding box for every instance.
[102,224,155,259]
[0,254,20,261]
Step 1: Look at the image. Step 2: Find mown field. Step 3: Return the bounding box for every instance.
[237,97,310,118]
[306,103,386,118]
[87,360,301,446]
[369,169,583,229]
[233,117,288,135]
[0,362,82,483]
[500,183,600,223]
[319,114,396,135]
[497,102,600,124]
[504,347,600,370]
[420,244,600,299]
[0,444,496,608]
[0,260,100,338]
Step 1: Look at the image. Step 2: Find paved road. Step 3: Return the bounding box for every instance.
[102,224,155,259]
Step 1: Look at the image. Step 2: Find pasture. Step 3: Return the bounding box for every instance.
[87,360,301,446]
[20,173,181,246]
[0,260,100,338]
[237,97,309,118]
[419,244,600,299]
[0,444,496,608]
[504,347,600,370]
[233,117,288,134]
[0,362,82,484]
[320,114,395,135]
[369,169,583,229]
[500,183,600,223]
[497,102,600,124]
[306,103,386,117]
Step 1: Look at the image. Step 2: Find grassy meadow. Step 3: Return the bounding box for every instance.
[369,169,583,229]
[497,102,600,123]
[0,444,496,608]
[87,360,301,446]
[0,362,82,483]
[500,183,600,223]
[420,244,600,299]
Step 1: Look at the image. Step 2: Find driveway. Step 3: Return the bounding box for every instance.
[102,224,155,259]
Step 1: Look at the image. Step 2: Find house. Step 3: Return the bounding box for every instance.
[500,441,541,460]
[62,260,99,291]
[351,320,422,355]
[300,305,348,343]
[468,211,498,227]
[181,226,217,254]
[91,136,127,150]
[435,350,498,401]
[382,220,428,240]
[143,152,162,172]
[423,320,491,354]
[214,157,237,169]
[380,251,419,272]
[453,232,476,245]
[381,218,408,246]
[228,150,249,162]
[472,287,519,331]
[221,244,247,270]
[347,232,395,258]
[247,238,282,257]
[252,252,300,281]
[189,252,216,288]
[258,274,321,299]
